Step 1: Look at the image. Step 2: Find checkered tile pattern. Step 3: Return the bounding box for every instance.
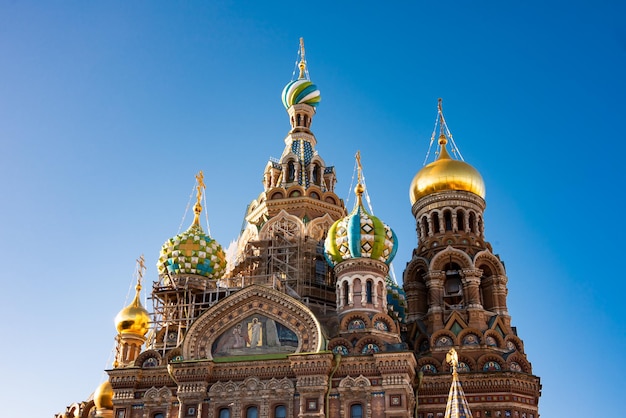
[158,224,226,279]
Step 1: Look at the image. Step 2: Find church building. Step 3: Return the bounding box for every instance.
[55,39,541,418]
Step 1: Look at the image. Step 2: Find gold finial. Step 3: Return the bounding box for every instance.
[446,347,459,375]
[438,98,447,145]
[298,37,307,79]
[354,151,365,203]
[192,171,205,227]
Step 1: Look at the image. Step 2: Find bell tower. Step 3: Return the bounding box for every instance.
[404,100,541,418]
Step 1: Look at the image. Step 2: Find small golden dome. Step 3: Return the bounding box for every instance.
[410,134,485,205]
[93,380,113,410]
[114,283,150,336]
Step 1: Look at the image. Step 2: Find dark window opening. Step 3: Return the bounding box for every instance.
[444,211,452,231]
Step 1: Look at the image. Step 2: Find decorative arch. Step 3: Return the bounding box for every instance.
[483,330,504,348]
[143,386,172,402]
[327,337,353,355]
[183,285,323,360]
[305,185,324,198]
[504,335,524,353]
[135,349,163,367]
[165,347,183,364]
[259,210,304,240]
[339,375,371,389]
[506,353,532,373]
[474,250,506,276]
[354,336,383,354]
[431,329,457,348]
[458,328,483,346]
[323,193,338,205]
[306,213,335,241]
[340,312,371,331]
[416,357,440,374]
[371,313,396,333]
[430,246,474,271]
[477,354,505,372]
[268,189,285,200]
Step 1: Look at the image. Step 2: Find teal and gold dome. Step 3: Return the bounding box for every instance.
[157,172,227,279]
[325,183,398,267]
[281,38,321,109]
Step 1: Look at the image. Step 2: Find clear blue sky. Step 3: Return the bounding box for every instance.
[1,1,624,417]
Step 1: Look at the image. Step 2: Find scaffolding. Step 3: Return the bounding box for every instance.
[147,275,236,357]
[227,234,337,316]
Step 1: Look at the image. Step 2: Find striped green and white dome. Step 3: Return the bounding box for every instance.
[281,78,321,109]
[158,224,226,279]
[324,189,398,267]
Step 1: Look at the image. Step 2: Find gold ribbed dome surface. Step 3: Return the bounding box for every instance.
[410,136,485,204]
[93,380,113,410]
[114,285,150,336]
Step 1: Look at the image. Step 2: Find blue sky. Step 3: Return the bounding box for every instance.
[1,1,624,417]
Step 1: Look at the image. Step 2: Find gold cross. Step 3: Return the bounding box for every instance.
[178,240,198,257]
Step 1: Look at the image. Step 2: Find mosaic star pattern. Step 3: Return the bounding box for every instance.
[324,202,398,267]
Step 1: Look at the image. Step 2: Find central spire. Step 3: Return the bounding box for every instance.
[444,348,473,418]
[298,37,307,79]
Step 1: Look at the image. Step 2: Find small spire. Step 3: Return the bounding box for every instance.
[192,171,205,227]
[444,348,473,418]
[354,151,365,206]
[298,37,307,79]
[436,99,451,159]
[133,254,146,306]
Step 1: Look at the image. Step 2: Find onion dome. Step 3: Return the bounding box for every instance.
[114,279,150,336]
[410,100,485,205]
[325,181,398,267]
[157,223,226,278]
[93,381,113,410]
[281,38,321,109]
[157,172,226,279]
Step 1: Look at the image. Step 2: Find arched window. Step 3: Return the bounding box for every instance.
[421,216,429,236]
[443,262,463,308]
[312,163,320,184]
[457,210,465,231]
[432,212,440,233]
[274,405,287,418]
[469,212,476,233]
[246,406,258,418]
[219,408,231,418]
[444,210,452,231]
[350,404,363,418]
[366,280,373,304]
[287,161,295,182]
[153,414,164,418]
[343,281,349,306]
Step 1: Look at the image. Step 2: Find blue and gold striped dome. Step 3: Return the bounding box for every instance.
[325,184,398,266]
[281,79,321,109]
[281,38,321,109]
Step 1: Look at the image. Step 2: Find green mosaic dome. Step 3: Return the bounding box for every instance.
[158,224,226,279]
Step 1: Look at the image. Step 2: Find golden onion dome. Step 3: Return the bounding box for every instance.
[410,134,485,205]
[114,282,150,336]
[93,380,113,410]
